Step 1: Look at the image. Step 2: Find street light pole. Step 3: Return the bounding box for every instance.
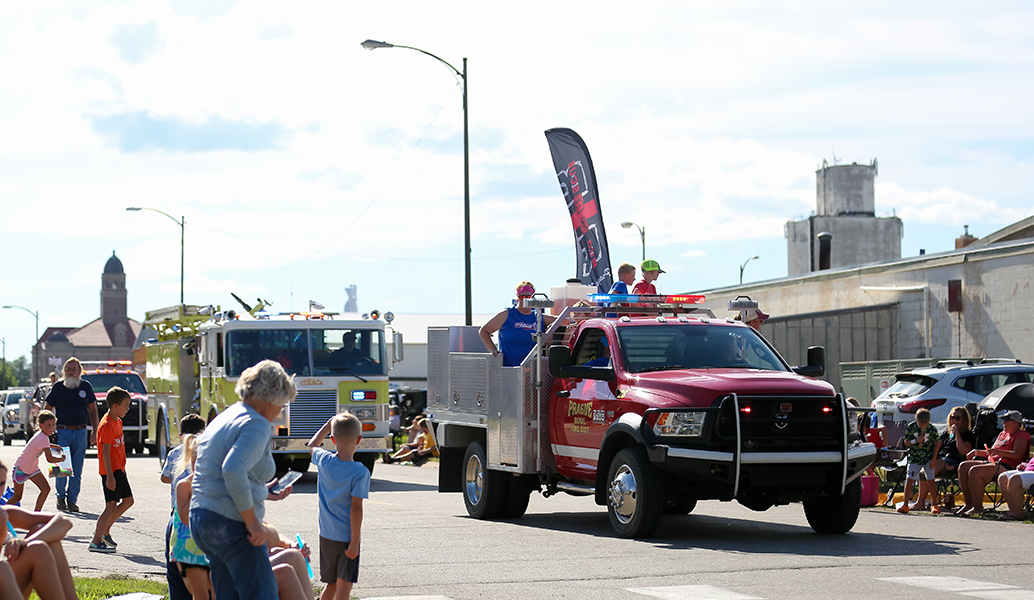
[361,39,472,326]
[126,207,185,306]
[739,255,760,285]
[621,221,646,261]
[3,305,39,383]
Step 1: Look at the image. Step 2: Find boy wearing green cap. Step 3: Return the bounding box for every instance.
[632,259,665,295]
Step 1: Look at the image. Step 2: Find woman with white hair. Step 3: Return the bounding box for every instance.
[189,360,302,600]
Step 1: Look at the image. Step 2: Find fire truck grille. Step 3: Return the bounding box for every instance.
[716,395,843,452]
[288,391,338,437]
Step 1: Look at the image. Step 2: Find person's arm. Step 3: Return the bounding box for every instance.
[307,418,333,454]
[43,443,63,463]
[956,435,973,457]
[4,507,73,561]
[222,424,276,521]
[102,441,115,490]
[478,310,509,356]
[87,402,100,446]
[346,496,363,559]
[176,474,193,525]
[990,436,1027,462]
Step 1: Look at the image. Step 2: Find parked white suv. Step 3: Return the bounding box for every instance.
[872,360,1034,448]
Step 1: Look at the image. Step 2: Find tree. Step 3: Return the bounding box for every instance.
[11,356,30,387]
[0,360,16,389]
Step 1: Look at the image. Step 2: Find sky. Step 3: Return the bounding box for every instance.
[1,1,1032,361]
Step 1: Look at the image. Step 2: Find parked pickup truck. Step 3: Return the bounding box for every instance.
[428,294,876,538]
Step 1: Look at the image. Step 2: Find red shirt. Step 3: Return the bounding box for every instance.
[992,429,1031,469]
[97,414,126,475]
[632,280,657,295]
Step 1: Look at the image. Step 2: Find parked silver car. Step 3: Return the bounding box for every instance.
[872,360,1034,448]
[1,388,37,445]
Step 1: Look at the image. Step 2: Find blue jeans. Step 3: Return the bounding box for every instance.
[55,428,87,503]
[190,508,277,600]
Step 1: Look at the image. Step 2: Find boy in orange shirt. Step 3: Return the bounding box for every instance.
[89,387,134,553]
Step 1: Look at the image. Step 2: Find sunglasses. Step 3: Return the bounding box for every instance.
[951,415,963,420]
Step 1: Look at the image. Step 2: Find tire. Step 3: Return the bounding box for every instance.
[156,419,168,468]
[804,478,862,534]
[500,475,532,519]
[356,453,377,475]
[663,498,697,515]
[291,457,311,473]
[606,447,663,538]
[462,441,505,519]
[2,429,10,446]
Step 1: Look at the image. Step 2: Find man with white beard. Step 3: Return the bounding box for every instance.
[44,357,100,512]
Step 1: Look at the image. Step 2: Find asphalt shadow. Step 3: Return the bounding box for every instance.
[501,510,971,558]
[369,478,438,493]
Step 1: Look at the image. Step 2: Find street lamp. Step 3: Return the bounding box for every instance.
[361,39,472,327]
[126,207,185,306]
[739,255,760,285]
[621,221,646,261]
[3,305,39,383]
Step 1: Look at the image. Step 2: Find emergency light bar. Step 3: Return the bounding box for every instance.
[586,293,706,305]
[728,296,759,311]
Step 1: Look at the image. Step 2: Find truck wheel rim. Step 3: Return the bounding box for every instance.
[465,453,484,506]
[608,464,637,524]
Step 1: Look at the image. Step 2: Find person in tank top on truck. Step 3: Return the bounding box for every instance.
[479,281,559,366]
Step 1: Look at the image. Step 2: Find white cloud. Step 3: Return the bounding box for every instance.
[879,181,1031,226]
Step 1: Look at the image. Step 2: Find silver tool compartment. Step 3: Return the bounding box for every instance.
[428,325,555,474]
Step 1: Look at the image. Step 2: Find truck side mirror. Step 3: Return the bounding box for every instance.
[392,331,404,363]
[548,345,616,382]
[792,346,825,378]
[548,345,571,378]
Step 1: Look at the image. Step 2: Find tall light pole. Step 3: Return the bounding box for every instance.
[621,221,646,261]
[126,207,185,306]
[739,255,760,285]
[361,39,472,326]
[3,305,39,383]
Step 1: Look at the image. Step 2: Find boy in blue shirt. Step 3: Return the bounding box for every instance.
[608,263,636,294]
[307,413,370,600]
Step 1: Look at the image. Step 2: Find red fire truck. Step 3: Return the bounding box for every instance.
[428,293,876,538]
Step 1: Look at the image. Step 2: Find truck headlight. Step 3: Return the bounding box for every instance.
[653,411,706,437]
[352,408,376,420]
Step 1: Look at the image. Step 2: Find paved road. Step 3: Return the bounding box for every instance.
[1,441,1031,599]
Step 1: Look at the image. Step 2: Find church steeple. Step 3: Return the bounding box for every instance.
[101,251,127,334]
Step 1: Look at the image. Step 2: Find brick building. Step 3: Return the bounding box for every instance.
[33,252,143,381]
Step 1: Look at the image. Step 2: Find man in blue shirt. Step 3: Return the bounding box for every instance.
[44,357,100,512]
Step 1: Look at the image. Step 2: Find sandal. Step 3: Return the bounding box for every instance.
[1000,513,1022,521]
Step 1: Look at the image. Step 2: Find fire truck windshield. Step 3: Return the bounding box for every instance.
[82,372,146,395]
[617,324,788,374]
[311,329,385,377]
[225,328,387,378]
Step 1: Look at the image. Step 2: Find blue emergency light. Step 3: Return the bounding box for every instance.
[586,293,706,305]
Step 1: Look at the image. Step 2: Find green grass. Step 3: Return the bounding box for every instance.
[27,575,331,599]
[29,574,169,600]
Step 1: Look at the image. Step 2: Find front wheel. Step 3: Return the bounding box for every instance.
[462,441,504,519]
[156,419,168,468]
[607,447,663,538]
[804,478,862,534]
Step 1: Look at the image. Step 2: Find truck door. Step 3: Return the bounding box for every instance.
[549,328,616,480]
